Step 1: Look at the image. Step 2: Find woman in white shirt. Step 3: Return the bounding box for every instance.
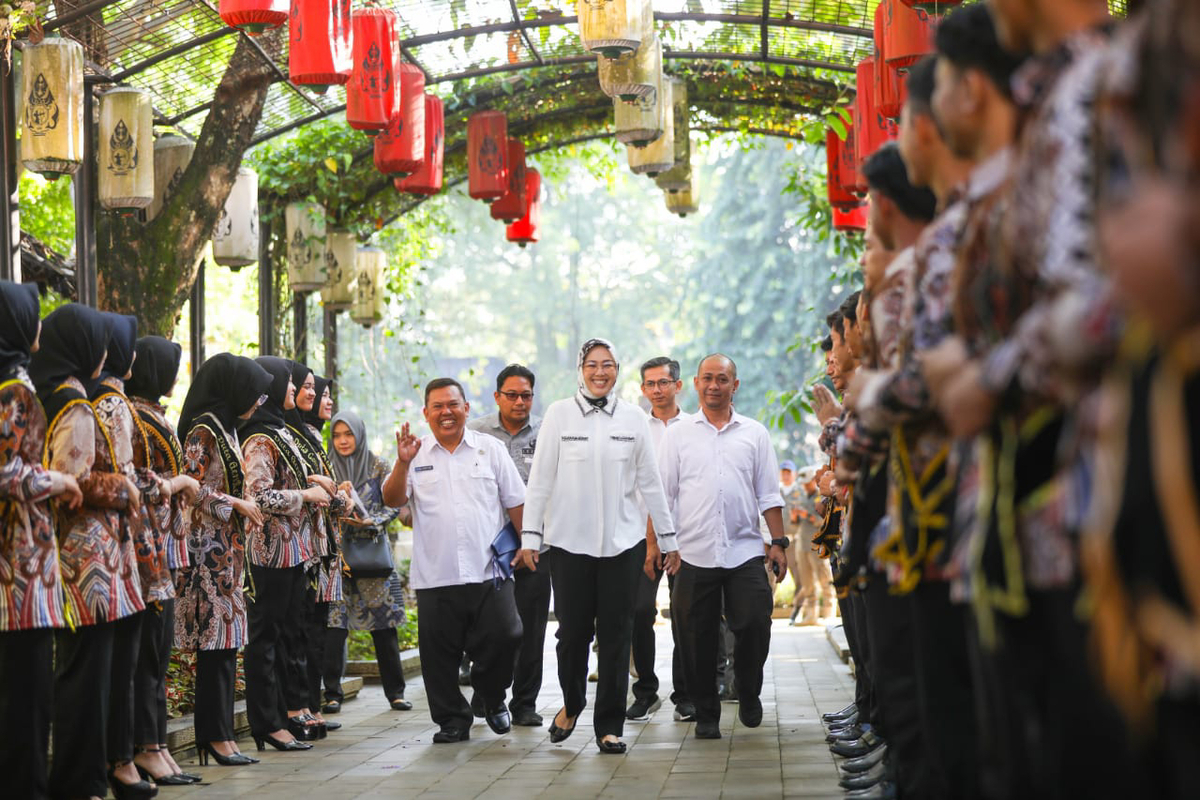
[517,338,675,754]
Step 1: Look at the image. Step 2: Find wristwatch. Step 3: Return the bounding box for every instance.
[770,536,790,550]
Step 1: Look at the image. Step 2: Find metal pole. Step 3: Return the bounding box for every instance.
[0,61,20,283]
[323,307,337,406]
[293,292,308,363]
[189,261,205,375]
[257,202,274,355]
[74,79,99,306]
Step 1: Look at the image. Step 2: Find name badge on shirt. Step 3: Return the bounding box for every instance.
[610,435,635,442]
[562,435,588,442]
[414,465,434,472]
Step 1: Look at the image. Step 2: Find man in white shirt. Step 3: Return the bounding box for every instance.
[382,378,526,744]
[658,355,788,740]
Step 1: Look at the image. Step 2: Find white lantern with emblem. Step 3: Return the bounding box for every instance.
[578,0,650,59]
[654,78,691,191]
[212,167,259,269]
[285,201,326,292]
[321,229,357,310]
[613,46,663,147]
[146,135,194,221]
[98,87,154,211]
[628,77,673,175]
[350,246,387,327]
[20,36,85,176]
[597,2,658,100]
[665,169,700,217]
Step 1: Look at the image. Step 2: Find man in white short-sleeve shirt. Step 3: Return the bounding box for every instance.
[382,378,525,744]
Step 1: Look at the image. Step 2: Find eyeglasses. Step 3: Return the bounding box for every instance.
[582,361,617,373]
[499,391,534,402]
[642,379,676,390]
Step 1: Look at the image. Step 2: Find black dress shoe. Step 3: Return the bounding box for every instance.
[738,697,762,728]
[825,710,859,729]
[830,729,885,758]
[512,709,543,727]
[321,701,341,714]
[694,721,722,740]
[432,727,470,743]
[840,743,888,774]
[826,723,865,743]
[485,702,511,735]
[840,761,887,790]
[596,736,627,754]
[845,780,896,799]
[323,720,341,732]
[822,703,856,723]
[390,698,413,711]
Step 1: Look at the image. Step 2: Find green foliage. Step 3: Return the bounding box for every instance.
[19,171,74,254]
[347,608,419,659]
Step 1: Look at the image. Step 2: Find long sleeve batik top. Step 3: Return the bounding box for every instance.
[242,427,313,569]
[131,397,191,572]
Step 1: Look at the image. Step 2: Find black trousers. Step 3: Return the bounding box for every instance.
[630,566,662,704]
[665,572,690,706]
[416,579,522,731]
[510,563,552,715]
[50,620,115,799]
[306,597,330,710]
[549,542,644,738]
[195,648,238,744]
[134,599,174,744]
[671,556,773,725]
[109,611,143,764]
[323,626,407,703]
[840,592,874,725]
[0,627,54,799]
[245,563,308,735]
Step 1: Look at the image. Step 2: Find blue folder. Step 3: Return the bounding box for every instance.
[490,521,520,588]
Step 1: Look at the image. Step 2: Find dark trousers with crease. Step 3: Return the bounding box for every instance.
[665,572,690,706]
[323,626,407,703]
[50,620,115,799]
[631,565,662,704]
[416,579,522,731]
[549,542,644,738]
[109,611,143,765]
[195,648,238,744]
[245,563,308,735]
[0,627,54,799]
[134,599,174,744]
[671,556,773,725]
[306,597,330,710]
[510,563,552,715]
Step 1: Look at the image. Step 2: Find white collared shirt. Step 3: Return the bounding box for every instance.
[657,409,784,568]
[639,406,692,522]
[522,392,674,557]
[400,428,526,590]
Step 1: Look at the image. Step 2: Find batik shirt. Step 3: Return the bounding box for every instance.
[131,397,190,571]
[243,427,314,569]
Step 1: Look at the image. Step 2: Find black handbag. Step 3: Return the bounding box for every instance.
[341,477,394,578]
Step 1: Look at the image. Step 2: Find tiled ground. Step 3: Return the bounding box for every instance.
[170,620,851,799]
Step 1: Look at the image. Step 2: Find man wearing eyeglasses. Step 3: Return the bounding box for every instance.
[467,363,548,728]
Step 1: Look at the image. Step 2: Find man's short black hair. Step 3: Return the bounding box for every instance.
[496,363,535,393]
[840,291,861,326]
[820,335,834,352]
[424,377,466,405]
[640,356,681,382]
[935,3,1025,100]
[826,309,845,338]
[863,143,938,223]
[905,55,937,117]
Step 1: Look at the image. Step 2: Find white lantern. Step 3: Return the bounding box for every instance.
[597,3,658,101]
[654,78,691,191]
[20,36,85,176]
[350,246,387,328]
[98,87,154,210]
[212,167,259,269]
[628,78,673,176]
[665,169,700,217]
[146,135,194,222]
[285,201,326,292]
[613,47,663,147]
[578,0,650,59]
[321,229,357,310]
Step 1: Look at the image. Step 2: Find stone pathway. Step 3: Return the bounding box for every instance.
[171,620,851,799]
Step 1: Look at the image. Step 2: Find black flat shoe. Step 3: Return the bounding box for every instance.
[596,737,626,755]
[254,734,313,752]
[548,709,577,743]
[694,721,722,740]
[198,743,258,766]
[738,697,763,728]
[321,701,341,714]
[432,727,470,743]
[390,698,413,711]
[322,720,342,732]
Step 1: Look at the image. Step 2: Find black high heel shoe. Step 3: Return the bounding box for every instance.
[548,708,577,743]
[286,716,321,741]
[108,763,158,799]
[301,713,328,739]
[253,733,313,752]
[198,743,259,766]
[134,762,194,786]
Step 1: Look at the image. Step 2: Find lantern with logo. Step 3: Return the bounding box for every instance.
[826,125,860,211]
[321,229,357,310]
[873,2,906,121]
[288,0,353,92]
[20,36,84,176]
[374,62,426,177]
[613,49,663,147]
[506,169,541,248]
[654,77,690,192]
[351,246,387,327]
[854,57,898,175]
[348,7,400,133]
[218,0,287,34]
[578,0,650,58]
[490,140,528,223]
[213,167,259,269]
[628,78,673,176]
[396,93,445,195]
[146,135,194,222]
[98,87,154,211]
[597,0,658,100]
[285,201,327,292]
[664,169,699,217]
[468,110,508,203]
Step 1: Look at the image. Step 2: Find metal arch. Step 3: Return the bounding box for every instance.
[507,0,544,65]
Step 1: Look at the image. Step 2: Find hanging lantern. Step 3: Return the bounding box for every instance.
[395,93,444,195]
[597,1,659,101]
[351,246,386,328]
[628,78,673,176]
[347,7,400,134]
[490,140,528,223]
[506,168,542,248]
[145,135,194,222]
[578,0,649,59]
[212,167,259,270]
[874,2,907,120]
[900,0,962,15]
[288,0,353,92]
[98,87,153,212]
[613,48,663,147]
[467,110,508,203]
[854,57,898,174]
[664,170,699,217]
[374,63,426,177]
[833,203,869,233]
[321,229,357,310]
[285,201,327,292]
[883,0,936,70]
[218,0,287,34]
[20,36,84,176]
[826,128,860,211]
[654,77,690,191]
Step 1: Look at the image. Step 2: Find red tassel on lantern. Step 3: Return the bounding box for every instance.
[854,57,898,175]
[219,0,287,34]
[374,63,426,177]
[900,0,962,14]
[506,169,541,247]
[883,0,936,70]
[395,94,444,196]
[874,2,907,120]
[826,128,860,211]
[491,141,528,223]
[288,0,352,91]
[468,110,508,203]
[347,7,399,133]
[833,203,868,233]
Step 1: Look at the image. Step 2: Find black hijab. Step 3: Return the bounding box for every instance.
[177,353,272,439]
[126,336,182,405]
[28,303,111,422]
[97,312,138,385]
[303,375,332,431]
[240,356,294,434]
[284,360,314,436]
[0,279,40,382]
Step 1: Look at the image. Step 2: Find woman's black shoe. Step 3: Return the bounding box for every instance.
[596,737,627,755]
[299,713,328,739]
[253,734,313,752]
[323,720,342,732]
[198,743,259,766]
[390,698,413,711]
[107,764,158,799]
[287,716,320,741]
[134,763,193,786]
[321,701,341,714]
[548,708,577,743]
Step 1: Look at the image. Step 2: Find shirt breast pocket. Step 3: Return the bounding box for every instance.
[409,469,439,504]
[608,431,636,461]
[560,434,591,462]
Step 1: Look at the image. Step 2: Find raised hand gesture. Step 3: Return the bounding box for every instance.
[395,423,422,465]
[812,384,842,425]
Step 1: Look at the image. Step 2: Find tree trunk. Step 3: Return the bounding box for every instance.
[95,31,281,336]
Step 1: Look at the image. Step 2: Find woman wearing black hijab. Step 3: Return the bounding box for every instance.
[31,305,149,800]
[0,283,84,799]
[174,354,272,767]
[241,356,338,750]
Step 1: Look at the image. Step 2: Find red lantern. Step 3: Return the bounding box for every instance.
[219,0,287,34]
[491,141,528,223]
[347,7,399,133]
[874,2,907,120]
[395,94,444,196]
[468,110,508,203]
[883,0,936,70]
[854,57,898,174]
[288,0,352,91]
[506,169,541,247]
[900,0,962,14]
[826,128,860,211]
[833,203,868,233]
[374,63,426,177]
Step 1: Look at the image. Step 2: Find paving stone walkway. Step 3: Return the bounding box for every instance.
[171,619,851,799]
